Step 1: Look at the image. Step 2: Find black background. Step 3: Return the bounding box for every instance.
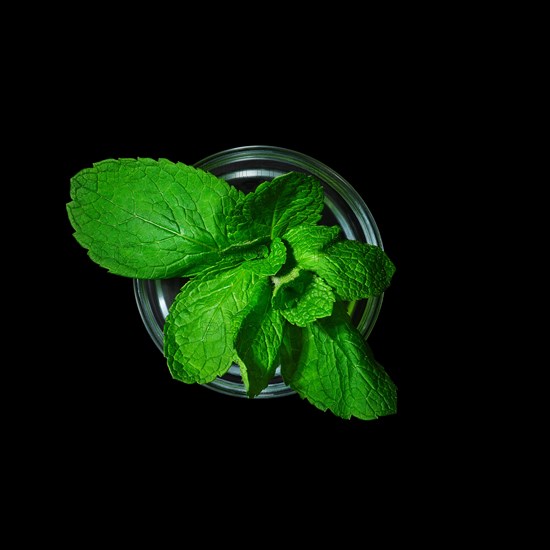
[43,92,451,480]
[9,14,513,535]
[60,131,430,432]
[7,15,498,533]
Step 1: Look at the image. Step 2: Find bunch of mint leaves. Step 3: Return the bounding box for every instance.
[67,157,397,421]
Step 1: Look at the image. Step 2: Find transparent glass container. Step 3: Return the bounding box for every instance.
[133,145,386,398]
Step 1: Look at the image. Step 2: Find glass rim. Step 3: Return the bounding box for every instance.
[195,145,384,248]
[134,145,385,398]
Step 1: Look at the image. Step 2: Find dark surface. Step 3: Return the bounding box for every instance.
[9,27,487,531]
[48,107,445,473]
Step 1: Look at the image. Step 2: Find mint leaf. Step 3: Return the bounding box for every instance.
[226,172,324,243]
[235,285,285,398]
[164,264,266,384]
[280,304,397,420]
[67,158,243,278]
[282,224,342,264]
[272,270,335,327]
[68,156,398,421]
[241,238,287,276]
[301,240,396,300]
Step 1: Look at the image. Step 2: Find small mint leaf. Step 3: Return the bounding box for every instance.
[226,172,324,243]
[242,238,287,276]
[280,304,397,420]
[272,270,335,327]
[302,240,396,300]
[235,285,285,398]
[164,264,266,384]
[283,224,342,264]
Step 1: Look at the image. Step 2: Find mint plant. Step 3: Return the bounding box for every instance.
[67,157,397,420]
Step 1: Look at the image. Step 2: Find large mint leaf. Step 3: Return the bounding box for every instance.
[235,285,285,398]
[67,158,243,278]
[226,172,324,243]
[300,240,396,300]
[280,304,397,420]
[164,265,265,384]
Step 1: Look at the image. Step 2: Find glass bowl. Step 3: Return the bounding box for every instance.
[133,145,386,398]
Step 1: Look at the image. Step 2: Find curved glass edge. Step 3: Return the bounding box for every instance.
[202,375,297,399]
[133,279,164,351]
[133,145,386,399]
[194,145,386,340]
[196,145,384,247]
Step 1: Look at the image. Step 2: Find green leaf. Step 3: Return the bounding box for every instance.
[280,304,397,420]
[226,172,324,243]
[301,240,396,300]
[241,238,287,276]
[67,158,243,278]
[68,155,398,421]
[272,270,335,327]
[283,224,342,264]
[235,285,285,398]
[164,264,265,384]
